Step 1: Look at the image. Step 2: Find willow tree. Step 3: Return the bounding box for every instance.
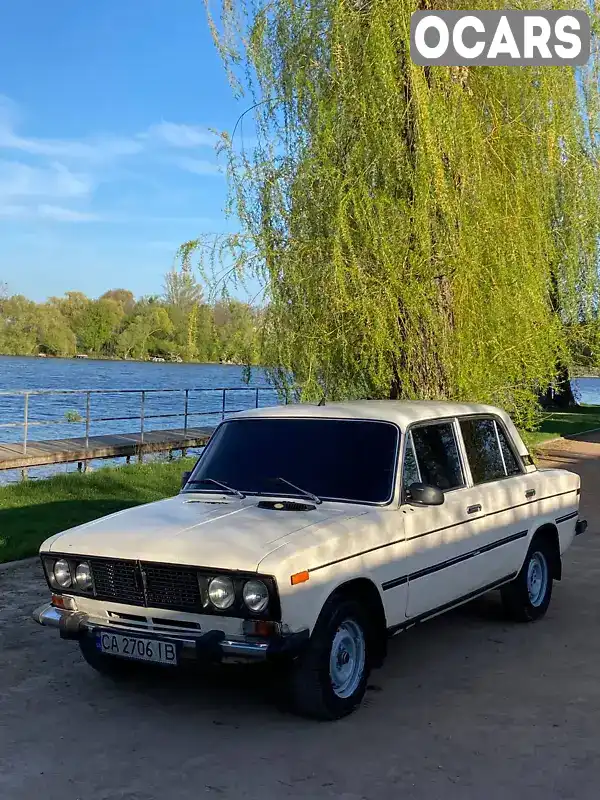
[192,0,600,425]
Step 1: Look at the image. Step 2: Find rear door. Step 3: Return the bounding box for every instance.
[457,415,530,585]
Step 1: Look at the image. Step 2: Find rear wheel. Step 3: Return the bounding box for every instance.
[501,536,553,622]
[286,597,372,720]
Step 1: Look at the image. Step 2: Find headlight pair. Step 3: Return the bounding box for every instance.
[207,576,269,613]
[50,558,92,592]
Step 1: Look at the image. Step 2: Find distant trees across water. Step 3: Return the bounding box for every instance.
[0,272,261,365]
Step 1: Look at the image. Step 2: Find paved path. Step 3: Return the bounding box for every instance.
[1,438,600,799]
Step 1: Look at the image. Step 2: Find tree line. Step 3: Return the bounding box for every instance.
[0,272,261,364]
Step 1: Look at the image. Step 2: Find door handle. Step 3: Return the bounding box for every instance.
[467,504,482,514]
[525,489,536,499]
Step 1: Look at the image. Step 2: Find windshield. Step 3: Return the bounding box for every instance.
[185,417,399,505]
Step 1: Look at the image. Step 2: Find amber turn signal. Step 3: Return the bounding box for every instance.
[290,570,309,586]
[51,594,77,611]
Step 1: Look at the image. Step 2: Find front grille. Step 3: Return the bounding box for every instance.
[89,559,201,611]
[81,558,279,620]
[144,564,201,610]
[90,558,144,605]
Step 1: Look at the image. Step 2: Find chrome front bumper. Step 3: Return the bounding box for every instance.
[33,603,307,663]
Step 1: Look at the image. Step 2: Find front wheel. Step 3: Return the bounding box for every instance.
[501,536,553,622]
[285,597,372,721]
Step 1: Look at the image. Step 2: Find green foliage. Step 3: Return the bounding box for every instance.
[0,294,38,355]
[198,0,600,425]
[77,299,124,354]
[0,271,262,364]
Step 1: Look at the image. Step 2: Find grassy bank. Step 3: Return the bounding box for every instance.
[0,458,195,564]
[521,406,600,449]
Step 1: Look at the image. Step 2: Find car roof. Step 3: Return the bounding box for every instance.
[235,399,514,429]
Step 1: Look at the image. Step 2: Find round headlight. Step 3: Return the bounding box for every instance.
[208,576,235,610]
[53,559,72,588]
[243,580,269,613]
[75,562,92,591]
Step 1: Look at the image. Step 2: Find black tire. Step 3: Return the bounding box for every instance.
[501,535,554,622]
[286,597,372,721]
[79,636,142,679]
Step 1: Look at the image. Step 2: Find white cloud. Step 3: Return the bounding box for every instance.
[0,97,143,162]
[147,122,217,149]
[0,203,99,222]
[0,161,92,200]
[0,97,223,227]
[176,157,222,176]
[0,99,217,166]
[0,132,143,161]
[38,205,100,222]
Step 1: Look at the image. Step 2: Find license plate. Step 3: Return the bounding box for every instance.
[96,630,178,665]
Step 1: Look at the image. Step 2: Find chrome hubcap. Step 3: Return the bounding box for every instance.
[527,551,548,607]
[329,619,366,699]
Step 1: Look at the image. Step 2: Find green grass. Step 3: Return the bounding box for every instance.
[0,457,195,564]
[520,405,600,449]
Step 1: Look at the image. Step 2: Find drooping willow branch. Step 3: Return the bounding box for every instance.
[190,0,600,426]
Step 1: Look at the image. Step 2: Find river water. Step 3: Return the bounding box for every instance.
[0,356,278,483]
[1,356,599,484]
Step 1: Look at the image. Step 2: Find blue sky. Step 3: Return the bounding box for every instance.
[0,0,246,302]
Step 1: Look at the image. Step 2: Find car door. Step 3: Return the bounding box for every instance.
[457,415,530,585]
[400,419,486,619]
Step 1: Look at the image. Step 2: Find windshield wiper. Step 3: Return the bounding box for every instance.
[186,477,246,499]
[271,477,322,505]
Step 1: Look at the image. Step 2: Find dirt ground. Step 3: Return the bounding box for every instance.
[2,440,600,800]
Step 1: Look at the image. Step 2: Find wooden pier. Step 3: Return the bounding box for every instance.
[0,385,276,476]
[0,426,215,472]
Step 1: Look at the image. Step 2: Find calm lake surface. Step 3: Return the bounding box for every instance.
[0,356,278,483]
[0,355,599,484]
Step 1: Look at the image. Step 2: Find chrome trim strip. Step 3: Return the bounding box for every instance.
[556,511,578,525]
[387,572,517,634]
[220,640,270,657]
[382,530,527,591]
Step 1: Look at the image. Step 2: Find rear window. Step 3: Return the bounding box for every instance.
[460,417,522,484]
[186,417,399,504]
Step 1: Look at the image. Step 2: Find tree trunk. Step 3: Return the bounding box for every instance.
[539,362,576,409]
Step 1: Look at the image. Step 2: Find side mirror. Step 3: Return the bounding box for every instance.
[181,471,192,491]
[407,482,444,507]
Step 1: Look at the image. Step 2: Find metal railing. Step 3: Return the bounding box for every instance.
[0,387,279,456]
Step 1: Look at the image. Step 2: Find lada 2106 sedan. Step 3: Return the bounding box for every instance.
[33,401,587,719]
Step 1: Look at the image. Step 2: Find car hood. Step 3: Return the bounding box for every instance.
[44,494,362,572]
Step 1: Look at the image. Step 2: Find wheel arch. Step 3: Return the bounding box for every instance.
[531,523,562,581]
[318,577,388,668]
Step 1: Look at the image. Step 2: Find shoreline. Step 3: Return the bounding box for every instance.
[0,353,250,367]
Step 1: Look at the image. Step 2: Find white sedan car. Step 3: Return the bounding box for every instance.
[34,401,586,719]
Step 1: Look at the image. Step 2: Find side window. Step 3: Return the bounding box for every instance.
[410,422,464,491]
[496,424,521,476]
[459,418,521,484]
[402,433,421,491]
